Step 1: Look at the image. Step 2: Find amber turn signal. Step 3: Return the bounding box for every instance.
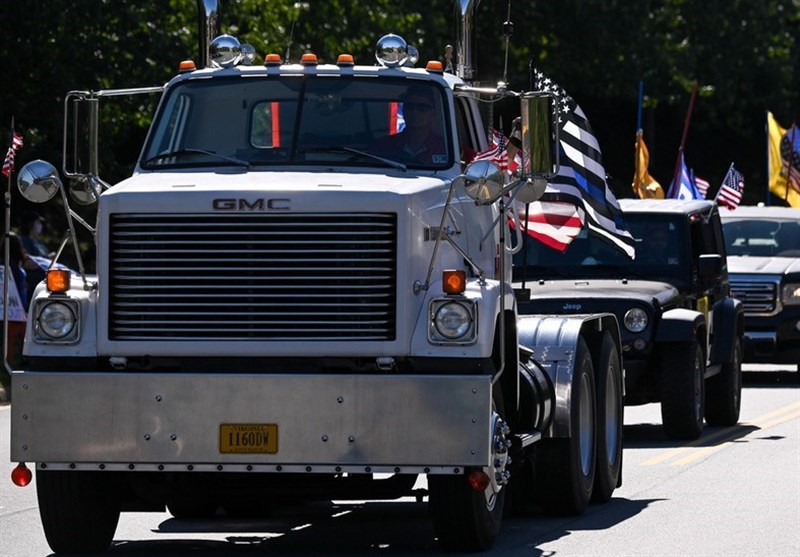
[46,269,71,293]
[442,270,466,294]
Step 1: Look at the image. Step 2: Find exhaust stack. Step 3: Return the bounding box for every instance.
[197,0,221,68]
[455,0,481,81]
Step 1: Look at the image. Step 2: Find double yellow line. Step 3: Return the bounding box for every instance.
[641,401,800,467]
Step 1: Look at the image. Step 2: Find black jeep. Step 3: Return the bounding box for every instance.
[514,199,744,440]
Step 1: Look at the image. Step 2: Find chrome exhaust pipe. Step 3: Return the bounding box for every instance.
[197,0,221,68]
[455,0,481,80]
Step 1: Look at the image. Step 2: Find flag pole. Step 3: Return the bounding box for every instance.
[3,117,14,374]
[669,82,698,197]
[633,81,644,198]
[765,111,771,205]
[785,122,797,203]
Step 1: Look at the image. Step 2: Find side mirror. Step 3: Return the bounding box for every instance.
[519,92,559,179]
[462,159,506,205]
[698,254,723,280]
[17,160,63,203]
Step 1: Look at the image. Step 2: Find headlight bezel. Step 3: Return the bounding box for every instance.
[33,298,81,344]
[623,307,649,333]
[428,298,477,344]
[781,282,800,306]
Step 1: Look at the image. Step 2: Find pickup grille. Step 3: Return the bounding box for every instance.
[109,213,397,340]
[729,279,778,315]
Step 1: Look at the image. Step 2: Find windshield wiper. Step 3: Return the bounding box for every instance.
[299,146,406,171]
[143,148,250,168]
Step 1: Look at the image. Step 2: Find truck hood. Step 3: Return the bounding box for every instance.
[727,255,800,276]
[515,278,678,313]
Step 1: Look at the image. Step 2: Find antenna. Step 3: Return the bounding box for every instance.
[284,2,309,63]
[501,0,514,85]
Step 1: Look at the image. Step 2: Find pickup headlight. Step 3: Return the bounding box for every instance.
[782,283,800,305]
[429,299,476,343]
[623,308,648,333]
[33,299,80,343]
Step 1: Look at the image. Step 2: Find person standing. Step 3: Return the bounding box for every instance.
[19,210,51,258]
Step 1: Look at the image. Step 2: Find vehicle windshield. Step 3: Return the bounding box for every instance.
[722,217,800,257]
[513,214,688,283]
[141,76,452,170]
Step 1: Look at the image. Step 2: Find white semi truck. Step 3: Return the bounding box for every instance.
[7,1,624,553]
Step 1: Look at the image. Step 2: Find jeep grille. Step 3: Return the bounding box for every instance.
[109,213,397,340]
[729,279,778,315]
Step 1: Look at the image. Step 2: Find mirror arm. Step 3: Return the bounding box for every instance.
[68,208,96,235]
[58,186,89,289]
[416,178,459,294]
[478,178,526,247]
[443,235,486,280]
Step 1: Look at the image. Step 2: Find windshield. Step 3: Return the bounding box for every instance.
[513,214,688,282]
[141,76,452,170]
[722,218,800,257]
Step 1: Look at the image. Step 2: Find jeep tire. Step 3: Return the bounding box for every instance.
[705,336,742,426]
[660,340,705,440]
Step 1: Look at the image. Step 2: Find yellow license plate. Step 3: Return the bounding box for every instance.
[219,424,278,454]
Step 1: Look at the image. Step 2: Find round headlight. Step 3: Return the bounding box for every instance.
[38,302,77,339]
[434,302,472,339]
[623,308,648,333]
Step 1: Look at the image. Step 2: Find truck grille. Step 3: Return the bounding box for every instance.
[109,213,397,340]
[729,279,778,315]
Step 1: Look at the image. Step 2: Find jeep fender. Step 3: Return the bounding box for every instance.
[656,308,706,350]
[709,297,744,364]
[517,313,619,439]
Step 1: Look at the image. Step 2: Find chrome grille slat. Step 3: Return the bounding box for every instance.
[730,279,779,315]
[109,213,397,340]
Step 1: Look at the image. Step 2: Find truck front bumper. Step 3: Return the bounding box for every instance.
[11,372,492,474]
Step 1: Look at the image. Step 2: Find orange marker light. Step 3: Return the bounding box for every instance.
[426,60,444,73]
[264,53,282,65]
[443,270,466,294]
[46,269,71,293]
[178,60,196,72]
[301,53,318,65]
[337,54,355,66]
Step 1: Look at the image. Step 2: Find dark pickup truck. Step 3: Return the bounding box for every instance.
[514,199,744,440]
[720,205,800,369]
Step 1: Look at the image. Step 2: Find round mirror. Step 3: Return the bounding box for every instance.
[405,45,419,67]
[463,160,505,205]
[210,34,241,68]
[240,43,256,66]
[375,34,408,67]
[69,176,104,206]
[17,160,62,203]
[515,177,548,203]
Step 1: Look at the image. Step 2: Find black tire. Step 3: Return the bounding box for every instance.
[591,332,623,503]
[660,340,705,440]
[705,336,742,426]
[533,337,596,515]
[37,470,121,555]
[167,499,220,519]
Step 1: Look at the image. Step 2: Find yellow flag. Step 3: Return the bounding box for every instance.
[632,130,664,199]
[768,111,800,208]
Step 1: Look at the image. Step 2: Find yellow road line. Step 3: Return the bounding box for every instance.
[641,401,800,466]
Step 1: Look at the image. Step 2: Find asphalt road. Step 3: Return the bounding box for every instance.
[1,365,798,557]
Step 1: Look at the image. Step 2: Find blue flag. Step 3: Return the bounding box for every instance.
[668,153,702,200]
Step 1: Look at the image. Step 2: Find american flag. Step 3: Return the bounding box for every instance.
[2,132,23,177]
[716,164,745,210]
[693,172,710,199]
[473,129,509,171]
[526,69,634,257]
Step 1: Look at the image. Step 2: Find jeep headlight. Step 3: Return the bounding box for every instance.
[623,308,648,333]
[429,299,476,343]
[34,299,80,343]
[782,283,800,306]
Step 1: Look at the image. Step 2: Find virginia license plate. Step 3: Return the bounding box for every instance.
[219,424,278,454]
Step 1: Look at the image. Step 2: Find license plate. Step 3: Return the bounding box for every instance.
[219,424,278,454]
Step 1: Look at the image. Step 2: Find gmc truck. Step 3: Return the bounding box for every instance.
[6,1,624,553]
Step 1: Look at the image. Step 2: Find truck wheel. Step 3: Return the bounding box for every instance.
[533,337,596,515]
[591,332,623,503]
[705,336,742,426]
[37,469,121,555]
[660,340,705,440]
[428,413,509,551]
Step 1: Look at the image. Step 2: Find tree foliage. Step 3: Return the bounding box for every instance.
[1,0,797,211]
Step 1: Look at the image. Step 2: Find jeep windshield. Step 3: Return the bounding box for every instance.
[513,214,689,283]
[141,76,453,171]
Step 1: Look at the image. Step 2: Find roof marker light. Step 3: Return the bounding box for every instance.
[301,53,318,65]
[178,60,196,72]
[264,53,282,66]
[337,54,355,66]
[426,60,444,73]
